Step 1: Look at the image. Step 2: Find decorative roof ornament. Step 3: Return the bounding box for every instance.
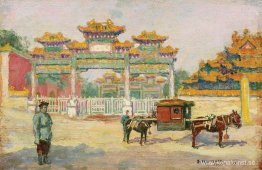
[228,29,261,56]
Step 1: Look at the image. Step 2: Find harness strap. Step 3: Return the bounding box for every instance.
[193,124,205,128]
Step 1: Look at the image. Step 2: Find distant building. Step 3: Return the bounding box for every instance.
[95,71,167,98]
[181,29,262,96]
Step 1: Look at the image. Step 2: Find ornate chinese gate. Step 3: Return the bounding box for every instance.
[28,19,178,116]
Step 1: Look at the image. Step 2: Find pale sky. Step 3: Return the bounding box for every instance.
[0,0,261,81]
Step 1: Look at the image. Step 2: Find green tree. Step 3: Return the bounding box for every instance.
[0,29,30,52]
[81,80,99,97]
[163,69,189,97]
[36,74,67,90]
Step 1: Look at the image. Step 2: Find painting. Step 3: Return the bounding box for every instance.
[0,0,261,169]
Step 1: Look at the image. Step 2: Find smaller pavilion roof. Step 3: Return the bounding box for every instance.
[30,47,45,55]
[35,32,70,45]
[132,31,168,43]
[114,40,133,49]
[159,46,179,54]
[66,41,88,50]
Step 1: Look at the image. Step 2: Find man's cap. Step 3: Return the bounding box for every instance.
[39,101,49,107]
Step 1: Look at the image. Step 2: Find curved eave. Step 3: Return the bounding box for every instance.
[36,39,71,45]
[78,26,125,35]
[132,38,167,44]
[182,79,198,84]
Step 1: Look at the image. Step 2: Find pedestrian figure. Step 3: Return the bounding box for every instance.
[121,110,130,142]
[33,101,53,165]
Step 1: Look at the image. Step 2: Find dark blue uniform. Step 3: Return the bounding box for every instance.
[121,115,130,141]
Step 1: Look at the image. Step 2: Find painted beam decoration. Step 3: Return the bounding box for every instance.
[76,59,125,69]
[30,19,178,75]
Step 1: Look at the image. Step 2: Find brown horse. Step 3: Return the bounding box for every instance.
[191,110,242,148]
[125,116,156,145]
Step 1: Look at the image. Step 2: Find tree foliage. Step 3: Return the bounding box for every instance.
[0,29,30,52]
[81,80,99,97]
[37,74,67,90]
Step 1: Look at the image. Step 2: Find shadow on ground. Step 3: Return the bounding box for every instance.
[0,144,105,169]
[129,137,175,145]
[175,131,247,148]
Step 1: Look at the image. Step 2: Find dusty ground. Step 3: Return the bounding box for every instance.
[0,97,261,170]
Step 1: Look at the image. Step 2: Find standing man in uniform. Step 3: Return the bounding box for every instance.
[33,101,53,165]
[121,110,130,142]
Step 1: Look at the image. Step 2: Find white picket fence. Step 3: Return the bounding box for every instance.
[36,96,165,115]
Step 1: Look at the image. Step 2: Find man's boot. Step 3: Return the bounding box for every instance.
[43,155,51,164]
[38,154,44,165]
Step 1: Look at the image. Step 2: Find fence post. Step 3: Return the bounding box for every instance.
[111,97,114,114]
[90,97,92,115]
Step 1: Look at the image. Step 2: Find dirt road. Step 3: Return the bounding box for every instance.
[0,98,261,169]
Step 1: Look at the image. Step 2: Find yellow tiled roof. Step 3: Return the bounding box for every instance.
[66,41,88,50]
[145,74,157,78]
[228,29,262,56]
[159,46,179,54]
[156,77,167,83]
[60,49,72,55]
[132,31,168,42]
[200,71,219,82]
[103,71,116,78]
[228,72,262,82]
[207,60,220,68]
[129,48,140,55]
[35,32,70,44]
[134,75,146,82]
[78,19,125,33]
[113,77,121,83]
[95,78,105,84]
[217,74,227,81]
[233,58,262,68]
[182,79,198,84]
[0,43,12,52]
[30,47,45,55]
[114,40,133,48]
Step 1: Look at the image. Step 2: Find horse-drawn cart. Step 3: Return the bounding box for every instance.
[155,98,194,131]
[126,99,241,147]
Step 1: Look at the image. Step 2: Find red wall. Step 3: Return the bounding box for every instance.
[36,75,82,97]
[9,52,31,91]
[8,52,82,97]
